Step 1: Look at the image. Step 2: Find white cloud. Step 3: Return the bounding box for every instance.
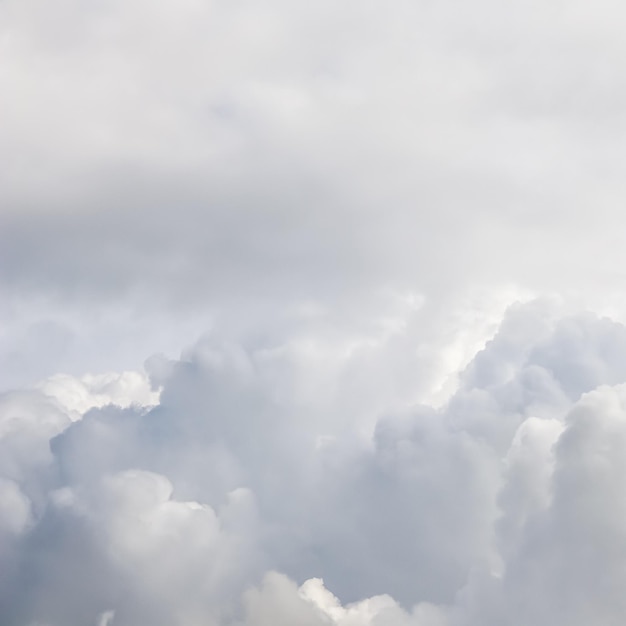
[2,302,626,624]
[0,478,32,535]
[3,0,626,386]
[97,611,115,626]
[36,370,160,417]
[3,0,626,623]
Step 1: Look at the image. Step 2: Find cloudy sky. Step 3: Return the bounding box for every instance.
[3,1,626,624]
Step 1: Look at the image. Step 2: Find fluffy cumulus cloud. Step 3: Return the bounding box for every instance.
[2,302,626,624]
[3,0,626,624]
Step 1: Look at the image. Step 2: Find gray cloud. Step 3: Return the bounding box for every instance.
[2,302,626,624]
[4,1,626,623]
[3,0,626,367]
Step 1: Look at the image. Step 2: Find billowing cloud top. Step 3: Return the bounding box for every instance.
[3,301,626,625]
[2,0,626,624]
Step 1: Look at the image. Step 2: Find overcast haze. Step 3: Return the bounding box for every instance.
[3,1,626,624]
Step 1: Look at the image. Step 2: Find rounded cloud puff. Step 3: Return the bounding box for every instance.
[3,302,626,625]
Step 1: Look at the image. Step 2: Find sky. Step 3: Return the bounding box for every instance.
[3,0,626,624]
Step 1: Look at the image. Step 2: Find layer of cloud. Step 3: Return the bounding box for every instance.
[3,300,626,624]
[4,0,626,388]
[4,0,626,623]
